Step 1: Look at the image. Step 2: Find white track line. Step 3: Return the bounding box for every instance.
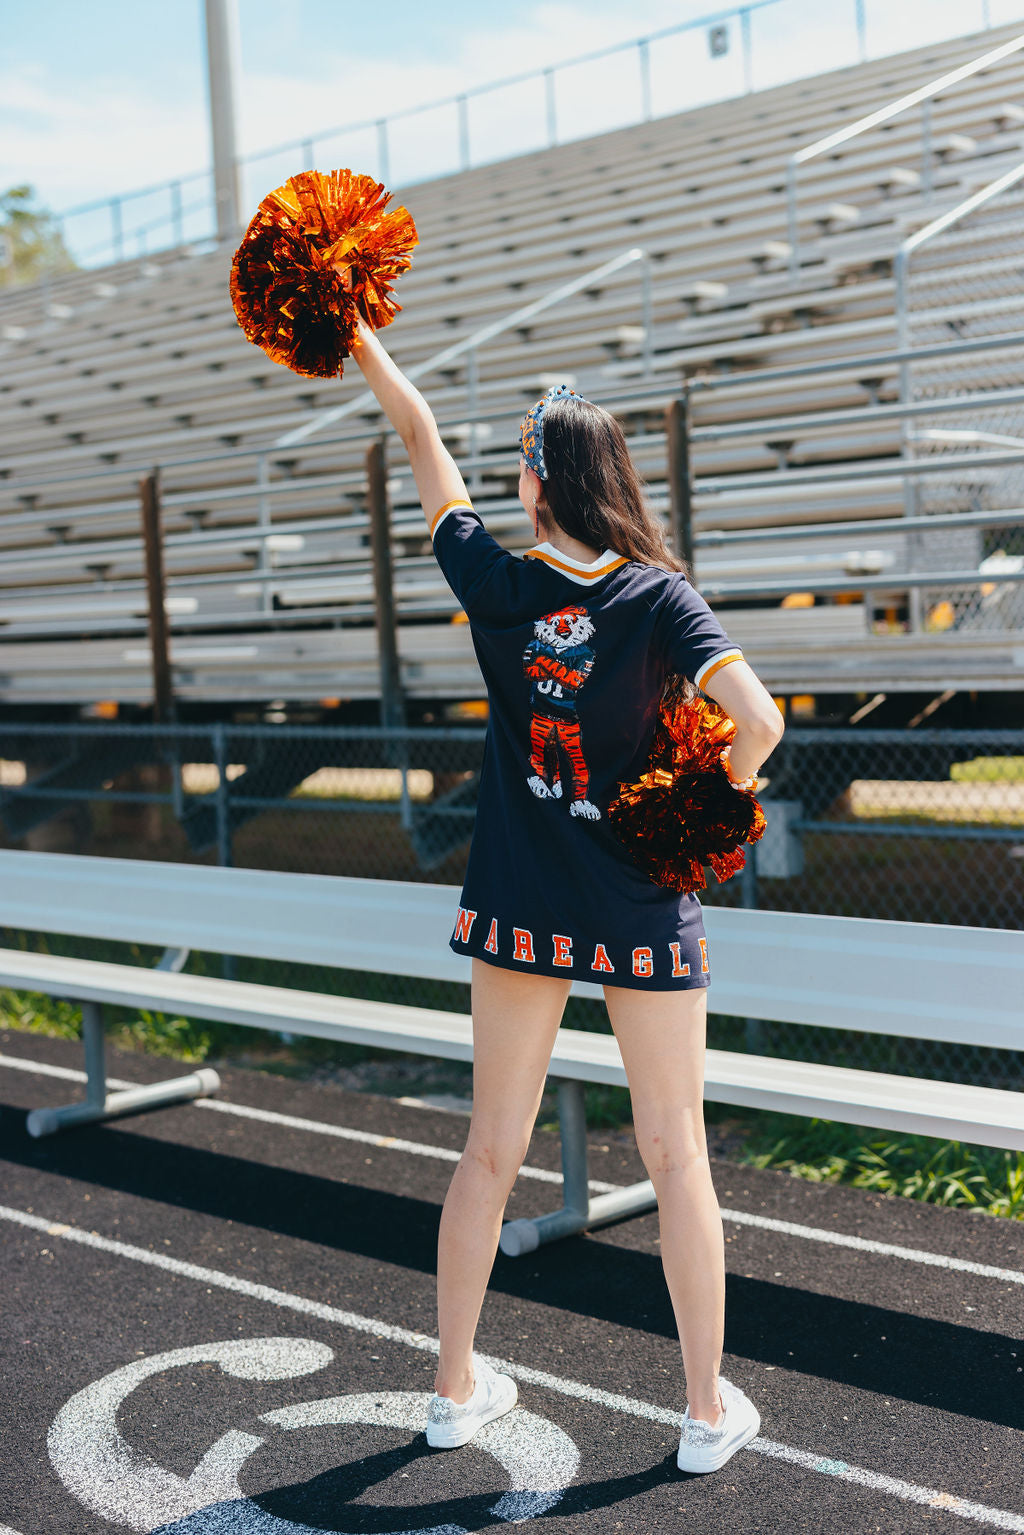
[0,1524,26,1535]
[1,1201,1021,1531]
[2,1050,1022,1286]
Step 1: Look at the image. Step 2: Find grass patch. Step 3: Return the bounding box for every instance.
[733,1109,1024,1219]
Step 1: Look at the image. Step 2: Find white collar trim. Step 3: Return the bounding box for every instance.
[523,541,627,581]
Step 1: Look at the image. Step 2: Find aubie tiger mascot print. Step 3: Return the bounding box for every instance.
[522,604,601,820]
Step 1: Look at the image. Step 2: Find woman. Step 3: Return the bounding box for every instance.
[348,317,784,1475]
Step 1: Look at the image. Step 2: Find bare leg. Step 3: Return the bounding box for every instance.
[434,958,571,1403]
[602,981,725,1426]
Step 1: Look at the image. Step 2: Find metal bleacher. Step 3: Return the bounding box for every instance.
[0,18,1022,715]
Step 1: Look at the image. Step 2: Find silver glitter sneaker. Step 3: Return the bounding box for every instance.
[425,1353,519,1449]
[676,1375,761,1474]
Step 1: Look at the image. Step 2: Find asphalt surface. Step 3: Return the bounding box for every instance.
[1,1026,1022,1535]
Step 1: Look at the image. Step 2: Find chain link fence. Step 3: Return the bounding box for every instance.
[900,181,1024,635]
[0,720,1021,1091]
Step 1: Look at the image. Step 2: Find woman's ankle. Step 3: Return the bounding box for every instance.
[687,1393,724,1428]
[435,1363,476,1403]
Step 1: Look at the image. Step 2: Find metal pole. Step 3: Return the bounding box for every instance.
[213,722,233,869]
[856,0,866,62]
[741,844,765,1053]
[366,436,406,733]
[466,347,482,492]
[921,98,933,202]
[786,157,799,280]
[257,452,271,613]
[203,0,243,241]
[377,119,391,185]
[638,38,652,121]
[82,1001,107,1109]
[740,7,753,93]
[139,469,175,724]
[545,68,557,146]
[212,721,235,981]
[302,138,315,172]
[665,395,696,576]
[894,243,922,634]
[641,252,653,379]
[111,198,124,264]
[170,181,184,248]
[457,94,471,171]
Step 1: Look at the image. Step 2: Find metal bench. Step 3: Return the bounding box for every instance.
[0,849,1021,1257]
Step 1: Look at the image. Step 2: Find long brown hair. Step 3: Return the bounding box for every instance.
[539,395,697,705]
[537,395,691,579]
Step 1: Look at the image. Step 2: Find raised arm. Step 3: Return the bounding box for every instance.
[348,315,470,529]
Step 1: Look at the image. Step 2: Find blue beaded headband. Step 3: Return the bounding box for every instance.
[519,383,584,480]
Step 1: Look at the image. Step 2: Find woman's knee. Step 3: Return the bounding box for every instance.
[461,1123,531,1188]
[632,1109,709,1178]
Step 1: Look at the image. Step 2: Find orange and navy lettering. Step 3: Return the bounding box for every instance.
[513,927,536,963]
[632,946,654,977]
[591,943,615,973]
[451,913,708,982]
[669,941,691,977]
[453,906,477,943]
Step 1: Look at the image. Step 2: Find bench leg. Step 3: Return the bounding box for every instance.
[499,1078,658,1256]
[25,999,221,1139]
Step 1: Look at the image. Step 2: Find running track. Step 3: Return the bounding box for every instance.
[0,1026,1021,1534]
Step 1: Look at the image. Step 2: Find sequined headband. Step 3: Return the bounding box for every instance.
[519,382,585,480]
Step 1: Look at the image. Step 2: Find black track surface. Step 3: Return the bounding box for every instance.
[1,1028,1022,1534]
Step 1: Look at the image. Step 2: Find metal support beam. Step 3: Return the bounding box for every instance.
[499,1079,658,1256]
[665,395,696,576]
[25,999,220,1137]
[366,436,406,732]
[204,0,243,241]
[139,469,175,724]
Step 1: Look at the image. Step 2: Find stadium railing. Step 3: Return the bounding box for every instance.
[0,849,1020,1255]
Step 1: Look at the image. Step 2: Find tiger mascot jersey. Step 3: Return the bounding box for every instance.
[427,498,745,990]
[522,604,600,818]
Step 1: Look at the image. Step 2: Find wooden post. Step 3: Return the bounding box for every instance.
[366,436,406,730]
[665,392,696,579]
[139,469,174,723]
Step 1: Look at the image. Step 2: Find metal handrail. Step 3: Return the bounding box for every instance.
[274,246,652,448]
[894,159,1024,372]
[784,28,1024,277]
[48,0,785,268]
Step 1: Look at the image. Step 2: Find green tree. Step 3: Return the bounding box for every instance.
[0,185,77,287]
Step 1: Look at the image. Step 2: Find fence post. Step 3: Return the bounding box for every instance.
[139,469,174,725]
[544,68,557,146]
[212,722,235,981]
[741,842,765,1053]
[457,95,471,171]
[366,436,406,735]
[638,38,652,121]
[665,394,696,575]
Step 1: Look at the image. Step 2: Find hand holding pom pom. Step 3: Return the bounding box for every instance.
[606,676,767,895]
[230,168,418,379]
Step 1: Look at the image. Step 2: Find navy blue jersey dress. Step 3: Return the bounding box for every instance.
[430,496,744,991]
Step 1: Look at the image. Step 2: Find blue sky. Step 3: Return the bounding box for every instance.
[3,0,1019,235]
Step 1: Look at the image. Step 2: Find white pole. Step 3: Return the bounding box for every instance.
[204,0,243,241]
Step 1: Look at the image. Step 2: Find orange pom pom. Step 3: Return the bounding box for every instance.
[230,168,418,379]
[606,679,767,895]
